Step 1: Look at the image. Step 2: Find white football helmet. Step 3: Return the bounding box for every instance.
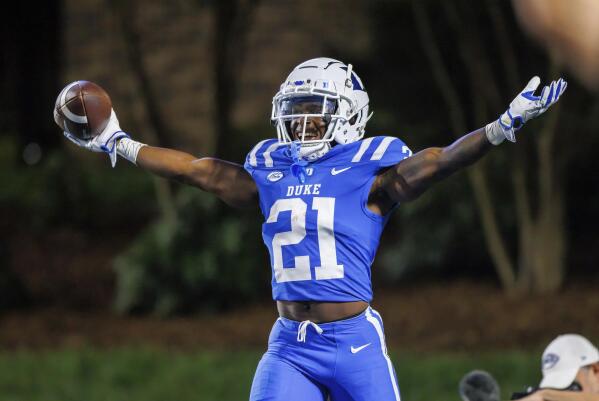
[271,57,372,159]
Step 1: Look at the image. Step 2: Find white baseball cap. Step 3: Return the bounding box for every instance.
[540,334,599,389]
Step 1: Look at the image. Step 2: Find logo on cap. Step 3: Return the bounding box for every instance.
[543,353,560,370]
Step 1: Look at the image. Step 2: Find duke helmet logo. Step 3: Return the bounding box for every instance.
[267,171,284,182]
[542,353,560,370]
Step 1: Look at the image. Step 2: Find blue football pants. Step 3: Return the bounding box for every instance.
[250,307,401,401]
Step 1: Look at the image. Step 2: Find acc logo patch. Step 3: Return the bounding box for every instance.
[542,353,560,370]
[267,171,284,182]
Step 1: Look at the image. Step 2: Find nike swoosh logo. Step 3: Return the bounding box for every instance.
[331,167,352,175]
[350,343,371,354]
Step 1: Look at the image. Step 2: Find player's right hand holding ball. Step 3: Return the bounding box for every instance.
[54,81,144,167]
[63,109,129,167]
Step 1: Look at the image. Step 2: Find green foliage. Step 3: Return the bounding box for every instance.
[0,348,259,401]
[0,136,156,308]
[398,350,542,401]
[0,242,29,310]
[0,136,156,231]
[113,186,269,316]
[0,347,543,401]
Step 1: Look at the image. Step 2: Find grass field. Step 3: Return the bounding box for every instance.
[0,347,542,401]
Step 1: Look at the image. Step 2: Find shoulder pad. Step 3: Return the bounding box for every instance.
[349,136,412,168]
[244,139,287,174]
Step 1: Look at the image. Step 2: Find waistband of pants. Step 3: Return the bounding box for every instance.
[277,305,372,331]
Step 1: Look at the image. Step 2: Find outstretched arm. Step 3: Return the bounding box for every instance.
[135,146,257,208]
[61,111,257,209]
[368,76,567,214]
[370,127,490,208]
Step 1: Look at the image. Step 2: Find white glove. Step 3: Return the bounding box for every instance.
[63,109,129,167]
[486,76,567,145]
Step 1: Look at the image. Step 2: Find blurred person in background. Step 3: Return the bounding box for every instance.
[513,334,599,401]
[512,0,599,92]
[61,57,566,401]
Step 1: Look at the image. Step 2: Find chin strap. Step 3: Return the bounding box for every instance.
[302,142,331,161]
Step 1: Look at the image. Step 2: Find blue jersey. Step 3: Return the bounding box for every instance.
[244,136,412,302]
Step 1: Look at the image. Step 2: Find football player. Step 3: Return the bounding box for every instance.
[63,57,567,401]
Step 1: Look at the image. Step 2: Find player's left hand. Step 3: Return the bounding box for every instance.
[486,76,567,145]
[63,109,129,167]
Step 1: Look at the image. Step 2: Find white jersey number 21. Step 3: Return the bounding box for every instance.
[266,197,344,282]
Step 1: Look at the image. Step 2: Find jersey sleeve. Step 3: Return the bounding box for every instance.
[348,136,412,170]
[375,136,413,169]
[243,138,280,176]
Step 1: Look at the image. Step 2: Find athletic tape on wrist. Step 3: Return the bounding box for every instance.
[117,138,147,164]
[485,120,507,146]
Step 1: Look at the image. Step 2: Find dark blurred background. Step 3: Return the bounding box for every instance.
[1,0,599,360]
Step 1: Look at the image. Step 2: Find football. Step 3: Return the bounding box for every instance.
[53,80,112,140]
